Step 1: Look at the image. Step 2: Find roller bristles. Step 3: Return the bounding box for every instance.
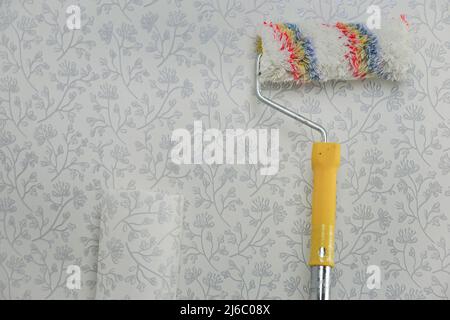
[257,18,412,84]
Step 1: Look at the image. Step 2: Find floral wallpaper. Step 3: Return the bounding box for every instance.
[0,0,449,300]
[95,190,183,299]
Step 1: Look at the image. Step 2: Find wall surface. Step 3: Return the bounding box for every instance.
[0,0,449,299]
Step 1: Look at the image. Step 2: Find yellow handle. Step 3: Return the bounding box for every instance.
[309,142,340,267]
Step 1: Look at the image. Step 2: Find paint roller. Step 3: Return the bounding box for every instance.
[255,18,411,300]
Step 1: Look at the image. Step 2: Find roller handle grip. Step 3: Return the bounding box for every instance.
[309,142,340,267]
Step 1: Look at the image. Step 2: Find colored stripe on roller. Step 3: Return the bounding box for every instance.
[335,22,384,79]
[263,21,320,82]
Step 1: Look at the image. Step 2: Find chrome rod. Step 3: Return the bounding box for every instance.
[255,54,328,142]
[256,53,331,300]
[310,266,331,300]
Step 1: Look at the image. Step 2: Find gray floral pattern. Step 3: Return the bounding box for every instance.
[0,0,449,300]
[96,190,182,299]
